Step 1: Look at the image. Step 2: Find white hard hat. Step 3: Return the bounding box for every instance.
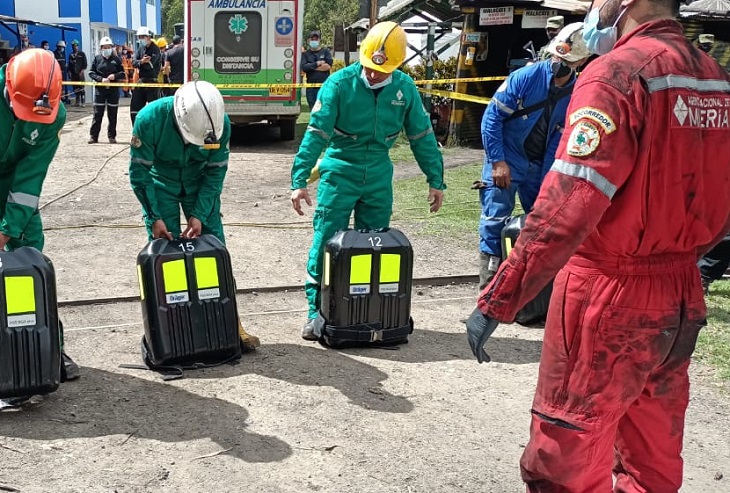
[56,40,66,47]
[174,81,225,149]
[546,22,589,63]
[137,26,152,37]
[99,36,113,47]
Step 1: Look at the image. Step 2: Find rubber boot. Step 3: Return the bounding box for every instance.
[238,319,261,352]
[479,253,501,291]
[301,319,318,341]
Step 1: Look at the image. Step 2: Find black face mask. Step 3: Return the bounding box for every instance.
[699,43,712,53]
[551,60,573,78]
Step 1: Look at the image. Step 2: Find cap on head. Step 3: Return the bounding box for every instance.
[172,35,182,45]
[546,16,564,30]
[698,34,715,45]
[71,39,79,46]
[99,36,113,48]
[6,48,63,124]
[56,40,66,47]
[309,30,321,39]
[136,26,151,38]
[546,22,589,63]
[359,21,407,74]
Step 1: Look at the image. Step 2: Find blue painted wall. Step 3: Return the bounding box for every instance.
[0,0,14,17]
[59,0,81,18]
[140,0,147,29]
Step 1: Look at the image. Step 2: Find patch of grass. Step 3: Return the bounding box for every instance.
[390,134,460,164]
[392,162,523,242]
[696,280,730,381]
[392,162,482,240]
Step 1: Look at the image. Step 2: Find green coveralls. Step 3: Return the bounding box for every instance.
[0,64,68,350]
[291,62,446,319]
[0,66,66,250]
[129,97,231,243]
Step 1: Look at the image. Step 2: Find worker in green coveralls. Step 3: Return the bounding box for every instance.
[0,49,80,386]
[290,21,447,340]
[128,80,260,350]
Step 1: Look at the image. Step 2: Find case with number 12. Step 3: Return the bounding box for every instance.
[136,235,241,367]
[318,228,414,347]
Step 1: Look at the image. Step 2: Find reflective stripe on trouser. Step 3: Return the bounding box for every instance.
[304,160,393,319]
[90,89,120,139]
[144,185,225,244]
[520,252,705,492]
[478,161,542,257]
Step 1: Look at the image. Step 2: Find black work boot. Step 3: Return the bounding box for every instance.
[61,352,80,381]
[478,253,501,291]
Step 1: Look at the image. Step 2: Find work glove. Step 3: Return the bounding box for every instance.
[306,160,321,185]
[471,180,487,190]
[465,307,499,364]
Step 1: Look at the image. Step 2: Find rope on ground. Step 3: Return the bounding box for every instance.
[40,145,130,211]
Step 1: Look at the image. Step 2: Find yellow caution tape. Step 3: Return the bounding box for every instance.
[62,75,507,90]
[418,87,492,105]
[5,276,35,315]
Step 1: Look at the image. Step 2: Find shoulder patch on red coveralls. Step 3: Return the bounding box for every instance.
[567,120,601,157]
[569,107,616,134]
[130,135,142,148]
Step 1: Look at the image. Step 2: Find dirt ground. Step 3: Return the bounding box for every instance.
[1,106,728,492]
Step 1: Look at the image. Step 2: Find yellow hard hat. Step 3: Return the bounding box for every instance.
[360,21,407,74]
[156,37,167,48]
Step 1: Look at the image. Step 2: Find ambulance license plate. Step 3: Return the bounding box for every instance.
[269,86,292,96]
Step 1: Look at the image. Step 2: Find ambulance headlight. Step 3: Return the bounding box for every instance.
[284,48,293,58]
[284,60,293,69]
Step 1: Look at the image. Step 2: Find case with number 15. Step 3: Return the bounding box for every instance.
[136,235,241,367]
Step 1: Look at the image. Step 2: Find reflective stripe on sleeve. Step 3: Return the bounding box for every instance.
[131,157,154,166]
[493,98,515,115]
[306,125,330,140]
[551,159,618,200]
[206,160,228,168]
[7,191,40,209]
[646,75,730,93]
[407,127,434,141]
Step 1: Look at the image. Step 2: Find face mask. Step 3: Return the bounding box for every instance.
[583,2,627,56]
[361,69,392,90]
[551,60,573,78]
[699,44,712,53]
[309,40,320,50]
[102,48,113,58]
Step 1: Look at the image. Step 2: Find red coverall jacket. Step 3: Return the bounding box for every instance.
[478,20,730,492]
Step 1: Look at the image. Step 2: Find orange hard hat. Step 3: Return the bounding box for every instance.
[6,48,62,124]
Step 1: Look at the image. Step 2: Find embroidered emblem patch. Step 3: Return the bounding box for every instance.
[569,107,616,134]
[311,100,322,113]
[567,121,600,157]
[130,135,143,148]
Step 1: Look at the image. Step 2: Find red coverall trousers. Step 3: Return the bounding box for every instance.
[520,253,704,492]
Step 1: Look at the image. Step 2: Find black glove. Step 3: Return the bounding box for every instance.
[471,180,487,190]
[465,307,499,364]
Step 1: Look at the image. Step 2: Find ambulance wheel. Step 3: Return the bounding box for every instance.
[280,119,296,141]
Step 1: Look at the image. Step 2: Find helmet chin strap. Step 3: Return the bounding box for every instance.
[193,81,219,149]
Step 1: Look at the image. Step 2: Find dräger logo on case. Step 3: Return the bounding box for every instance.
[166,292,190,304]
[349,285,371,295]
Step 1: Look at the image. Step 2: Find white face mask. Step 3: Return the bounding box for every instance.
[101,48,113,58]
[361,68,392,90]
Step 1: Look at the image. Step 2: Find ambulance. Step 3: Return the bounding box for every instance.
[185,0,303,140]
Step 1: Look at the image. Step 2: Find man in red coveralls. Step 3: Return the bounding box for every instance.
[465,0,730,490]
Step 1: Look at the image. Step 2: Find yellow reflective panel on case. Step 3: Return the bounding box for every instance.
[194,257,219,289]
[504,237,513,257]
[137,265,145,300]
[4,276,35,314]
[324,252,331,287]
[162,259,188,293]
[350,254,372,285]
[379,254,401,284]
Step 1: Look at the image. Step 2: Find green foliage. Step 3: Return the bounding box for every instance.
[697,280,730,381]
[303,0,360,48]
[162,0,184,39]
[331,59,348,72]
[400,56,458,106]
